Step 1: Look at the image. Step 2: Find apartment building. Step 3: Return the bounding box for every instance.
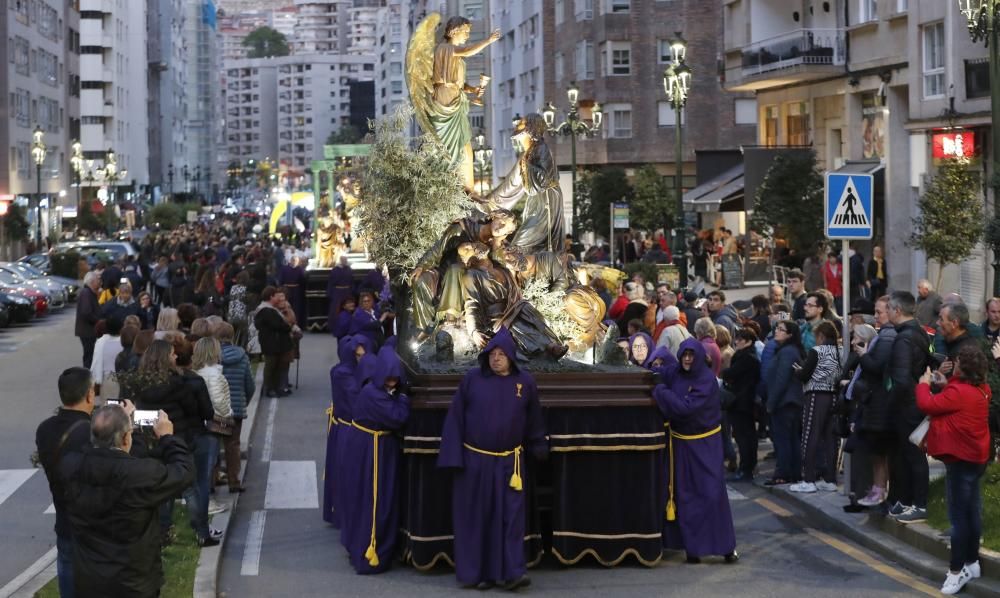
[78,0,149,190]
[222,58,279,166]
[375,0,409,119]
[1,0,76,239]
[722,0,992,304]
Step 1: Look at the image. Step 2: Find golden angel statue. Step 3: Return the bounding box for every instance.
[314,202,346,268]
[406,13,501,195]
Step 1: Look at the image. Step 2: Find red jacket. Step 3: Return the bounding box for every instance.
[822,262,843,297]
[608,294,629,321]
[916,379,991,464]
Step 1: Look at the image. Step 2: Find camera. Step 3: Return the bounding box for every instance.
[133,409,159,428]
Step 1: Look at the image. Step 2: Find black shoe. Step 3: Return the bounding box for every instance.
[502,575,530,591]
[197,535,220,547]
[281,386,293,394]
[277,389,291,397]
[265,391,281,398]
[726,472,752,483]
[476,582,495,590]
[725,551,739,564]
[685,555,701,564]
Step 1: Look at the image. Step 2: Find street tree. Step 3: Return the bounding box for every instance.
[577,167,633,239]
[630,164,673,234]
[242,27,289,58]
[326,125,364,146]
[909,158,984,289]
[3,203,29,242]
[749,149,824,253]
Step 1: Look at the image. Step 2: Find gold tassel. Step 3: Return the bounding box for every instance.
[509,447,523,491]
[666,499,676,521]
[365,544,379,567]
[666,425,676,521]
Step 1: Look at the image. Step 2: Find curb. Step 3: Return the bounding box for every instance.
[193,366,264,598]
[757,481,1000,598]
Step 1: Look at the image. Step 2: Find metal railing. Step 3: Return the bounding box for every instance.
[741,28,846,77]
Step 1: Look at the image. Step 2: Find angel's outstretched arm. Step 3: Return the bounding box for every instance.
[454,29,501,58]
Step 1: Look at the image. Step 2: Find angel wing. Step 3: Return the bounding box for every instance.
[405,12,441,138]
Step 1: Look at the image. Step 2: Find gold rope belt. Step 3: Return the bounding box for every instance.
[325,406,351,431]
[463,443,523,492]
[353,421,390,567]
[664,424,722,522]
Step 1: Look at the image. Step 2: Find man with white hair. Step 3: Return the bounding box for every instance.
[656,305,692,355]
[914,279,942,327]
[75,272,102,368]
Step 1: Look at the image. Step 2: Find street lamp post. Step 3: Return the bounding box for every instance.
[100,148,127,236]
[663,32,692,288]
[959,0,1000,296]
[473,131,494,196]
[31,125,46,248]
[167,163,175,197]
[182,165,191,194]
[541,83,603,243]
[70,140,83,230]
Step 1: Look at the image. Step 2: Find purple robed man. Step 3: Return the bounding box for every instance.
[277,261,307,327]
[333,298,356,340]
[323,335,374,527]
[339,346,410,573]
[349,292,384,347]
[327,257,354,331]
[653,337,738,563]
[646,345,678,374]
[437,327,547,590]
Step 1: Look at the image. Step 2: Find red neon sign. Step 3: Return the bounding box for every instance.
[932,132,976,160]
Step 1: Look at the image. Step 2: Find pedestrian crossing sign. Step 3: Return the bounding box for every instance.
[824,172,873,240]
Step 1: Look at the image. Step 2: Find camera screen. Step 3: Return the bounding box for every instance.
[133,410,158,427]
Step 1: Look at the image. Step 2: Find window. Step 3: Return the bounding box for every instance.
[657,40,672,64]
[601,42,630,76]
[735,98,758,125]
[923,22,945,98]
[786,102,809,145]
[657,102,685,126]
[859,0,877,22]
[555,53,564,82]
[14,36,29,76]
[763,105,779,146]
[965,58,990,99]
[575,0,593,20]
[555,0,565,25]
[896,0,907,12]
[607,0,630,12]
[37,48,57,86]
[464,1,483,20]
[575,41,594,80]
[390,62,402,75]
[605,103,632,138]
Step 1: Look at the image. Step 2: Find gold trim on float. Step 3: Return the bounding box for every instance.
[552,531,662,540]
[403,435,442,442]
[402,448,441,454]
[551,546,662,568]
[549,444,666,452]
[548,432,666,439]
[408,551,456,571]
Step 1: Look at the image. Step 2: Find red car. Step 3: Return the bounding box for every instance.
[0,285,47,317]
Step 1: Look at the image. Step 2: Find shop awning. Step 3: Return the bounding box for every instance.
[683,164,744,212]
[833,159,884,181]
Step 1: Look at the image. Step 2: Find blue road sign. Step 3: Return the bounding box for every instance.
[824,172,873,240]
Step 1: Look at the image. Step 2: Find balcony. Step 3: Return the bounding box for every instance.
[729,29,846,91]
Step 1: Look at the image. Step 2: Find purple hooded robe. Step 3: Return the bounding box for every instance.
[437,327,548,585]
[628,331,655,368]
[324,335,375,527]
[653,337,736,558]
[339,346,410,573]
[326,264,354,332]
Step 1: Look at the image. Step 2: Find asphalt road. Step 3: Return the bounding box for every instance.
[0,309,81,594]
[217,333,941,598]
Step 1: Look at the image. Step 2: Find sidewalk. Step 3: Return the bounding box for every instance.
[755,469,1000,598]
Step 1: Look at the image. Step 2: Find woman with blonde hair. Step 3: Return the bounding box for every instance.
[155,307,180,340]
[193,337,233,420]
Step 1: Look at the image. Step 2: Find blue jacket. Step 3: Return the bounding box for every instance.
[221,342,255,419]
[765,342,804,413]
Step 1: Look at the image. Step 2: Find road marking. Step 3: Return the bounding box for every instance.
[0,547,56,598]
[43,503,55,514]
[260,399,278,462]
[0,469,36,507]
[727,485,747,500]
[755,497,794,518]
[264,460,319,510]
[805,528,938,596]
[240,510,267,576]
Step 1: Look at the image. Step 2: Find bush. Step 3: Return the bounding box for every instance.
[50,251,81,279]
[623,262,659,288]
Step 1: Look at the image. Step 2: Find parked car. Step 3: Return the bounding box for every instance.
[0,263,68,307]
[0,301,10,329]
[3,261,79,301]
[0,291,36,323]
[56,241,138,262]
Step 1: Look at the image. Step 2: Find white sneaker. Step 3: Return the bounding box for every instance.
[941,569,971,595]
[788,481,817,493]
[965,561,981,579]
[815,480,838,492]
[857,487,886,507]
[208,499,228,516]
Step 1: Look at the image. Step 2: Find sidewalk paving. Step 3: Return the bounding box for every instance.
[754,474,1000,598]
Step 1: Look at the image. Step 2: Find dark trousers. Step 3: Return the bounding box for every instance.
[721,412,737,462]
[79,336,96,369]
[263,353,281,393]
[182,432,219,539]
[800,392,838,483]
[889,418,930,508]
[223,419,244,487]
[945,461,986,572]
[56,532,74,598]
[730,410,758,476]
[771,404,802,481]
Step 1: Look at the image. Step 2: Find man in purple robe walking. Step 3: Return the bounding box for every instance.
[438,327,547,590]
[653,337,738,564]
[326,255,354,332]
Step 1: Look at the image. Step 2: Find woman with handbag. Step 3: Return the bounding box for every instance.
[916,346,992,595]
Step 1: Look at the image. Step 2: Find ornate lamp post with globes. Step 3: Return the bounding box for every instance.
[100,148,127,235]
[31,125,47,248]
[473,131,493,196]
[663,32,692,286]
[70,140,83,225]
[958,0,1000,295]
[541,83,603,242]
